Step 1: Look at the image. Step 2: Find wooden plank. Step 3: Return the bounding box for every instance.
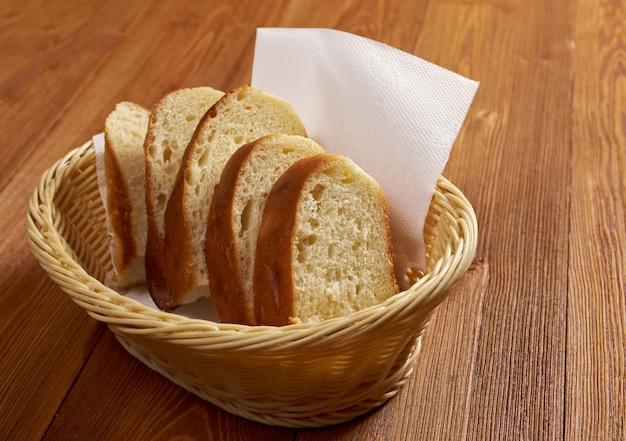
[410,0,572,439]
[568,0,626,439]
[0,0,152,190]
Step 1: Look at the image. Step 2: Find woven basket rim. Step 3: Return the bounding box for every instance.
[26,140,478,350]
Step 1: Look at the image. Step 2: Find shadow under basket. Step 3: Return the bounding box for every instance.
[26,140,478,428]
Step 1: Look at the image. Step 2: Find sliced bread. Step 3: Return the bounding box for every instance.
[163,85,307,309]
[103,101,150,289]
[253,154,400,326]
[205,134,324,325]
[144,87,224,309]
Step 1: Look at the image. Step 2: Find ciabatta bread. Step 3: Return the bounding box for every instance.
[253,154,399,326]
[144,87,224,309]
[163,85,307,309]
[205,134,324,325]
[103,102,150,289]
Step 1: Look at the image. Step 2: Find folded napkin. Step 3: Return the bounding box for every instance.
[252,28,478,288]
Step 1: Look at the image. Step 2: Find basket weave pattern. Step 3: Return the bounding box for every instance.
[26,140,477,428]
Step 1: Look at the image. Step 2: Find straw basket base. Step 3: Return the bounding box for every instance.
[114,330,423,427]
[26,140,477,428]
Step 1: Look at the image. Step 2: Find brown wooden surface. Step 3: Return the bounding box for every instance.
[1,0,625,439]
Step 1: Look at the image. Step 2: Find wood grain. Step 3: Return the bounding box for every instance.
[568,0,626,439]
[1,0,624,439]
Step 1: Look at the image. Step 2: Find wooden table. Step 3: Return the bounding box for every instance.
[2,0,624,439]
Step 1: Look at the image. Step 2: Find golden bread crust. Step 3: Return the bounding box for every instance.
[205,141,257,324]
[253,153,399,326]
[103,137,136,270]
[253,154,332,326]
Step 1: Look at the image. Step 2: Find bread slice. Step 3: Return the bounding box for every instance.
[253,154,399,326]
[205,134,324,324]
[163,85,307,309]
[144,87,224,309]
[103,101,150,289]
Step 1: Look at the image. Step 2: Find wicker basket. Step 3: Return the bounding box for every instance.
[26,140,477,428]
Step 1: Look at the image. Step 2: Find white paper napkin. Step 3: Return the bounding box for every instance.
[252,28,478,288]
